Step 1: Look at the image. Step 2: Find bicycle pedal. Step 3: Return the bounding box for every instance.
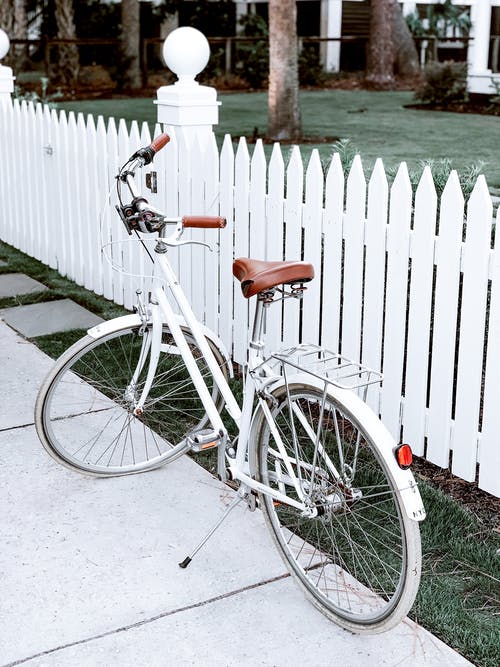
[187,429,221,453]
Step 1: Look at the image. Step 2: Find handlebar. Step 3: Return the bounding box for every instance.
[116,136,226,238]
[131,132,170,166]
[182,216,226,229]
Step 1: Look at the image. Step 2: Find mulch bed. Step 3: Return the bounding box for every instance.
[407,100,500,117]
[412,456,499,532]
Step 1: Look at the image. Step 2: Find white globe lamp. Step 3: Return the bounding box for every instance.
[156,27,219,145]
[0,29,10,61]
[162,27,210,86]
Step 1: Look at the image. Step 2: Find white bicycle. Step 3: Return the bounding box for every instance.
[35,133,426,634]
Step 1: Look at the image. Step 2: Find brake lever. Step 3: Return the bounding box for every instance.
[163,238,213,251]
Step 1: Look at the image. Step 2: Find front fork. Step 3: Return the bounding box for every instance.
[125,300,163,416]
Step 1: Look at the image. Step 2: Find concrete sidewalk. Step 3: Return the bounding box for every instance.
[0,318,474,667]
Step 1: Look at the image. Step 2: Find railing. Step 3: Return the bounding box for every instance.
[14,33,498,88]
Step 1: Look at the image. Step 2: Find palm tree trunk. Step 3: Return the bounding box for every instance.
[13,0,28,70]
[54,0,79,88]
[268,0,301,141]
[391,0,420,77]
[121,0,141,90]
[366,0,395,86]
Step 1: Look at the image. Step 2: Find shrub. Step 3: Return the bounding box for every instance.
[234,13,269,89]
[298,45,327,86]
[415,61,468,107]
[208,73,251,91]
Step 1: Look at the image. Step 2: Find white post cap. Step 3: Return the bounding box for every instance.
[0,29,10,60]
[162,26,210,86]
[0,29,15,100]
[155,26,220,137]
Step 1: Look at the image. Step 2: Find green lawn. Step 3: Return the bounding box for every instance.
[58,90,500,188]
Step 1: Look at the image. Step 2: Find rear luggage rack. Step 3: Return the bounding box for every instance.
[264,344,383,394]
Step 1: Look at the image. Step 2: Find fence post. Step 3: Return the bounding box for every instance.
[0,30,15,107]
[155,26,220,148]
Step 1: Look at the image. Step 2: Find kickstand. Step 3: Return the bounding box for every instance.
[179,488,246,568]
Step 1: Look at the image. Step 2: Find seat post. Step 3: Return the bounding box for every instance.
[249,292,273,352]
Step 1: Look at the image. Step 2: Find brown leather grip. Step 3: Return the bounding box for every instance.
[150,133,170,154]
[182,216,227,229]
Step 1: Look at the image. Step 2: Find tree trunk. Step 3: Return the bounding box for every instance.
[13,0,28,70]
[391,0,420,77]
[366,0,395,87]
[268,0,301,141]
[54,0,79,88]
[121,0,141,90]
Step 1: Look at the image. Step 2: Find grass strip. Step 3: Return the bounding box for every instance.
[1,239,498,667]
[58,90,500,188]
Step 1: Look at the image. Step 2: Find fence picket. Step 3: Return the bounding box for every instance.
[479,205,500,496]
[103,117,121,303]
[452,177,492,481]
[49,108,63,275]
[0,102,14,246]
[381,162,412,439]
[136,121,153,298]
[189,134,206,322]
[95,115,109,297]
[282,146,303,350]
[66,112,80,283]
[117,118,135,309]
[26,102,38,257]
[33,104,47,264]
[321,153,344,355]
[266,143,285,352]
[302,150,323,346]
[161,126,180,285]
[427,171,464,468]
[203,133,221,333]
[57,110,70,278]
[86,113,99,292]
[249,139,267,261]
[362,159,388,412]
[219,135,235,351]
[78,113,93,291]
[342,155,366,364]
[177,129,193,312]
[233,137,251,364]
[402,167,436,454]
[43,105,57,270]
[14,102,27,254]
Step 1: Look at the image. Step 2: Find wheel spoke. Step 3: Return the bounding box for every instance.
[38,326,227,475]
[257,384,420,630]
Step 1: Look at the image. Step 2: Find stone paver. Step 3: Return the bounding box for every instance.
[0,298,103,337]
[0,272,48,298]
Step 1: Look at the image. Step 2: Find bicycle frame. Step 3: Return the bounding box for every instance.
[105,142,425,523]
[133,249,318,515]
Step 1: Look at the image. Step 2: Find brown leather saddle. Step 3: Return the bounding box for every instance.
[233,258,314,299]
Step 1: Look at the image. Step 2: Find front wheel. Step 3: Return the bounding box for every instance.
[35,322,229,476]
[254,383,421,633]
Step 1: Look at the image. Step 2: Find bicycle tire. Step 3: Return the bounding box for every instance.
[253,382,421,633]
[35,322,229,477]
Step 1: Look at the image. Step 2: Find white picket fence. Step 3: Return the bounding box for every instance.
[0,99,498,497]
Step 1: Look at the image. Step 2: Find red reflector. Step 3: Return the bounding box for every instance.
[395,444,413,469]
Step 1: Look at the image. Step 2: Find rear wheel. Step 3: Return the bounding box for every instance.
[35,323,229,476]
[255,383,421,633]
